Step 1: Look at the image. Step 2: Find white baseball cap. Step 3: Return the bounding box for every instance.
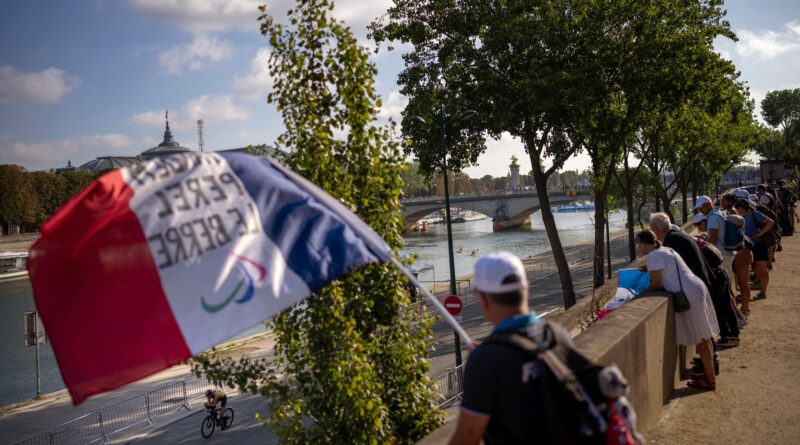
[735,189,749,198]
[694,195,712,209]
[759,194,772,205]
[473,252,527,294]
[693,213,707,225]
[749,193,759,203]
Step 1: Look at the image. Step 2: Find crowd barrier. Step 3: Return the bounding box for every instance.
[13,349,272,445]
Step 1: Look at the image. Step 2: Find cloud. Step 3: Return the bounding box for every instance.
[0,133,135,166]
[232,48,272,101]
[735,21,800,60]
[131,95,250,130]
[158,35,233,75]
[377,90,407,123]
[128,0,263,33]
[460,133,530,178]
[0,66,80,104]
[129,0,393,41]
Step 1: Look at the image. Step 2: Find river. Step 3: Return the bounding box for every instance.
[0,209,626,405]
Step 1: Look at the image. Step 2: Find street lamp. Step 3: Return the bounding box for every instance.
[410,109,477,368]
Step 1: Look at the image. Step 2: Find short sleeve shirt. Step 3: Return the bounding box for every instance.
[706,209,730,257]
[646,247,682,294]
[743,211,766,238]
[461,314,542,445]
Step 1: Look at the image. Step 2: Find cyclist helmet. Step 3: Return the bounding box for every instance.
[205,389,214,398]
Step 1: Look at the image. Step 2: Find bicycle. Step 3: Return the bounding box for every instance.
[200,405,235,438]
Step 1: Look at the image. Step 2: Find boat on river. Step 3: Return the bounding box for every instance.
[0,252,28,280]
[555,202,595,212]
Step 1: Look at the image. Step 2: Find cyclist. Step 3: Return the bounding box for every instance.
[204,388,228,411]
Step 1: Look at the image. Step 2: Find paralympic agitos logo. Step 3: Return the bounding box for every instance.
[201,252,266,313]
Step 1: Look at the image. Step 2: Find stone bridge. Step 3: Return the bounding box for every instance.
[401,190,593,230]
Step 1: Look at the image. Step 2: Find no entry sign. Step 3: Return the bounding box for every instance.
[444,295,463,316]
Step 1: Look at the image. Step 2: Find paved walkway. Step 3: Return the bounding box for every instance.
[645,233,800,443]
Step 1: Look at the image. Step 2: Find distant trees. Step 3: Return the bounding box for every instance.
[375,0,761,292]
[0,166,99,235]
[757,88,800,162]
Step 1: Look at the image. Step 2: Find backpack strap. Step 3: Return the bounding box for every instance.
[489,322,608,436]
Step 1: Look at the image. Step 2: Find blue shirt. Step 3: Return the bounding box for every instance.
[493,311,540,334]
[706,209,729,255]
[743,211,766,238]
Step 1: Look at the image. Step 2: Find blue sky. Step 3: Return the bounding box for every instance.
[0,0,798,176]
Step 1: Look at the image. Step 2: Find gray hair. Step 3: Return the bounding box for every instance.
[649,212,671,232]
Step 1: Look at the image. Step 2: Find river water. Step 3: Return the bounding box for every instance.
[0,210,625,405]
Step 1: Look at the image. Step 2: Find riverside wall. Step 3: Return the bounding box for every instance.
[573,292,692,431]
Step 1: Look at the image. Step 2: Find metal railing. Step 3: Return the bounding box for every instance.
[400,187,592,204]
[433,365,465,407]
[13,348,273,445]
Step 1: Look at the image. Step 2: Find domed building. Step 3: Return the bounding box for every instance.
[78,156,141,173]
[70,111,276,174]
[140,111,195,160]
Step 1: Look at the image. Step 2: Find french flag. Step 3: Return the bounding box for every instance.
[28,152,393,405]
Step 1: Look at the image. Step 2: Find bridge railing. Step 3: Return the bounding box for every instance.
[401,186,592,204]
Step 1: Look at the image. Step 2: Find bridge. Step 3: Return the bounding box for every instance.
[401,189,593,230]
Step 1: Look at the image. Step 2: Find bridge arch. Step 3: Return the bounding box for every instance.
[402,192,593,230]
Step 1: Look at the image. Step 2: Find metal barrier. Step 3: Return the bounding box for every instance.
[433,365,464,407]
[13,431,52,445]
[13,347,274,445]
[98,393,152,439]
[49,412,104,445]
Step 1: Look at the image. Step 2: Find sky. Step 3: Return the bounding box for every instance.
[0,0,798,177]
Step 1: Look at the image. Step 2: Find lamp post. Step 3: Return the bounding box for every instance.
[411,109,476,368]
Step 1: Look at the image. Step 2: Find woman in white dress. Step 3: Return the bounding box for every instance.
[636,229,720,390]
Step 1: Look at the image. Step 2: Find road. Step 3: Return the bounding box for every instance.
[130,392,277,445]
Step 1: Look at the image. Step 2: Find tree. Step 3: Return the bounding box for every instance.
[0,165,37,234]
[761,89,800,132]
[372,0,627,308]
[760,89,800,161]
[194,1,442,443]
[573,0,736,286]
[29,171,67,225]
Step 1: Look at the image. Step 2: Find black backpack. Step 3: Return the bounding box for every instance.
[486,320,642,445]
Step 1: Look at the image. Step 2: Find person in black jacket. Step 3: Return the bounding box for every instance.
[649,212,711,290]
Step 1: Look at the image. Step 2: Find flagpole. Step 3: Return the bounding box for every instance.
[388,257,472,346]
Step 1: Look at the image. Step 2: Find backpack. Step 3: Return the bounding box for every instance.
[695,238,723,268]
[723,214,745,252]
[487,320,644,445]
[753,209,781,248]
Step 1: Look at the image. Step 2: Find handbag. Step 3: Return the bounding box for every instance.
[671,253,691,313]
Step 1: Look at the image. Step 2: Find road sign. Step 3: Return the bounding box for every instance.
[444,295,463,316]
[24,311,46,347]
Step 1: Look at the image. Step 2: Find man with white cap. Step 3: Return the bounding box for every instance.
[735,189,749,200]
[695,195,735,287]
[449,252,543,445]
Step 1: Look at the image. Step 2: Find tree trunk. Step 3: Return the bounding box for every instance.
[681,180,689,224]
[529,153,576,308]
[592,158,615,289]
[625,189,636,262]
[593,194,607,288]
[659,188,674,222]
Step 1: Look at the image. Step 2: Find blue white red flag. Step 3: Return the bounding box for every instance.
[28,152,393,404]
